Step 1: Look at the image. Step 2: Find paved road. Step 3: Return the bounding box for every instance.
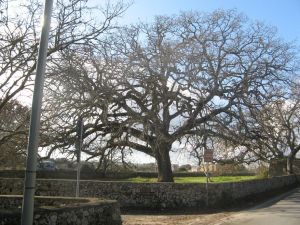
[215,187,300,225]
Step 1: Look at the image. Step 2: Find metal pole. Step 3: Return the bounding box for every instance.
[21,1,53,224]
[76,116,83,197]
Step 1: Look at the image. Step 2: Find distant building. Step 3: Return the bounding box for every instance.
[190,163,249,175]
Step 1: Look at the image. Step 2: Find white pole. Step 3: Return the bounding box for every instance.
[21,1,53,224]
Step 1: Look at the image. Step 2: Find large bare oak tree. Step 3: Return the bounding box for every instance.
[44,10,297,182]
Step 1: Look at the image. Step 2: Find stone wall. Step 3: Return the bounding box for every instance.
[0,175,299,210]
[0,195,122,225]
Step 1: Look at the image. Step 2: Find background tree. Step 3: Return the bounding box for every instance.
[0,0,127,114]
[0,0,128,157]
[207,81,300,175]
[0,99,29,168]
[44,10,297,182]
[243,95,300,174]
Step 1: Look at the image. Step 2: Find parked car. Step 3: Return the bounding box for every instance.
[37,160,57,171]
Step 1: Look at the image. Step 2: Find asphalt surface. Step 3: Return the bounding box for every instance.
[215,187,300,225]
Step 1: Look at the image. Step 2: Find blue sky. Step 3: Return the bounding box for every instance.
[111,0,299,44]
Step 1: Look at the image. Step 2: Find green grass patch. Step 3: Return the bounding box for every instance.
[123,175,257,183]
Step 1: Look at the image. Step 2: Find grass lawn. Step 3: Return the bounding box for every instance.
[124,176,258,183]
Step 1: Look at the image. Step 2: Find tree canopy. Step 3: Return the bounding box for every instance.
[43,9,298,181]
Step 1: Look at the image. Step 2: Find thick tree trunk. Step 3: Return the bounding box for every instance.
[287,156,294,175]
[154,142,174,182]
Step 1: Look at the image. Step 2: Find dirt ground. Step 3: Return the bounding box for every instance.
[122,212,234,225]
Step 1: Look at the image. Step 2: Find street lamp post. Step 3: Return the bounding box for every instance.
[21,0,53,224]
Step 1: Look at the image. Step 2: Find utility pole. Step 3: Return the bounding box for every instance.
[21,0,53,224]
